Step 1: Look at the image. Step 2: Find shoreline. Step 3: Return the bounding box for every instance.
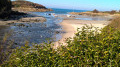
[0,12,46,26]
[54,19,110,48]
[0,11,111,48]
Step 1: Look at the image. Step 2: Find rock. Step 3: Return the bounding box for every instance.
[20,17,46,22]
[17,23,25,27]
[55,31,60,34]
[48,14,51,15]
[0,0,12,18]
[7,22,14,25]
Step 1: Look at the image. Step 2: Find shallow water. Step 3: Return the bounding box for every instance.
[0,11,64,46]
[8,14,63,45]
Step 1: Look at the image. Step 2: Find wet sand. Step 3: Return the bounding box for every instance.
[54,19,110,48]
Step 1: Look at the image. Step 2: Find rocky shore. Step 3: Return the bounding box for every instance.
[70,12,120,16]
[0,11,46,25]
[0,17,46,25]
[70,12,109,16]
[0,0,50,25]
[0,16,46,26]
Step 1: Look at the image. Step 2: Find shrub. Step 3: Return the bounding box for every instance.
[110,10,116,14]
[0,32,13,65]
[108,16,120,29]
[1,25,120,67]
[93,9,99,13]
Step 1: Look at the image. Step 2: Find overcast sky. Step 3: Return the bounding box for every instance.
[12,0,120,11]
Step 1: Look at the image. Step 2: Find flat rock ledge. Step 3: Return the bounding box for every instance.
[19,17,46,22]
[0,17,47,25]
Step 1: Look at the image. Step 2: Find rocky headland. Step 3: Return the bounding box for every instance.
[70,12,110,16]
[12,1,53,12]
[0,0,49,25]
[70,10,120,17]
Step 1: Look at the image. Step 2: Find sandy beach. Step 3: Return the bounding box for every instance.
[54,19,110,48]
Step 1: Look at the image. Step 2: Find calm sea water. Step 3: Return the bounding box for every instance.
[48,8,87,14]
[32,8,87,14]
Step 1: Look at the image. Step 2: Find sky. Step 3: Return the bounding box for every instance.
[12,0,120,11]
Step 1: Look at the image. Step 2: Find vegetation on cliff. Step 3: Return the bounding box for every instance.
[12,1,52,12]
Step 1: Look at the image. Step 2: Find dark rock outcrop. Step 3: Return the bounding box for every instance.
[0,0,12,18]
[12,1,46,9]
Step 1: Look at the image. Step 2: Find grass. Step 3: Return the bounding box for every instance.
[108,16,120,29]
[0,31,13,65]
[0,17,120,67]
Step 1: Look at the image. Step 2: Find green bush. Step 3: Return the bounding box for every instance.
[1,25,120,67]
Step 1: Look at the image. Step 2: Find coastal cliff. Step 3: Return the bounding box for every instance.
[12,1,53,12]
[0,0,12,18]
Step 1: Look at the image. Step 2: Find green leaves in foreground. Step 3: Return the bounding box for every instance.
[1,25,120,67]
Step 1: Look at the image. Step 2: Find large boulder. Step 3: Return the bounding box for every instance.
[0,0,12,18]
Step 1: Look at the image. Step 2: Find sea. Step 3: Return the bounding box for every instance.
[0,8,110,46]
